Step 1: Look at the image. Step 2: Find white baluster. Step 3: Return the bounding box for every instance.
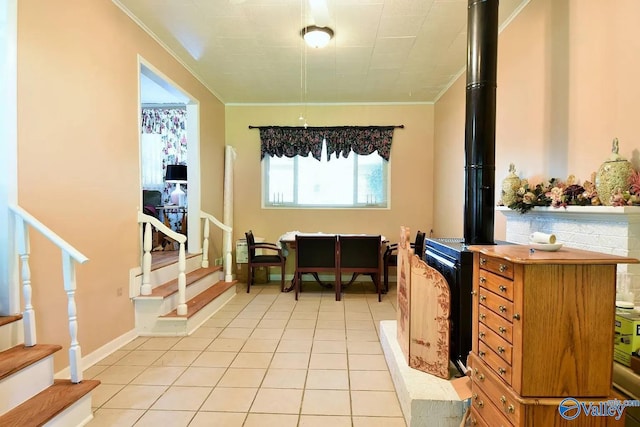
[17,218,36,347]
[177,243,187,315]
[224,228,233,282]
[141,222,152,295]
[202,219,210,268]
[62,252,82,383]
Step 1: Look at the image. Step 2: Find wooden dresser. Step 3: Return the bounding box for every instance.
[467,244,637,427]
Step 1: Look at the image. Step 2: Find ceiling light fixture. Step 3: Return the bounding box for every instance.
[301,25,334,49]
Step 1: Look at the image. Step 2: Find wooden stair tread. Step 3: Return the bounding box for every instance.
[151,251,200,271]
[0,344,62,381]
[161,280,237,319]
[150,267,221,298]
[0,379,100,427]
[0,315,22,328]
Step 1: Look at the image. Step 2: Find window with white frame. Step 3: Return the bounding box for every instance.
[263,140,389,208]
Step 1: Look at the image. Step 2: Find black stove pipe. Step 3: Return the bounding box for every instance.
[463,0,499,245]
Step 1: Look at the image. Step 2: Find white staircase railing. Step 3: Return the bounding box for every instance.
[9,204,88,384]
[200,211,233,282]
[137,212,188,315]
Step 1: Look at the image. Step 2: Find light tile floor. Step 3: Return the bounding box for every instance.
[87,281,407,427]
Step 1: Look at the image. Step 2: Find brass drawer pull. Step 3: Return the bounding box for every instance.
[479,332,485,339]
[479,276,486,284]
[499,326,507,334]
[480,295,487,302]
[498,346,505,354]
[513,313,521,320]
[506,404,515,414]
[499,264,508,272]
[498,367,506,375]
[500,396,507,405]
[479,351,486,358]
[473,369,485,381]
[479,313,486,321]
[472,392,484,409]
[470,417,478,426]
[499,305,507,313]
[471,290,477,296]
[480,258,487,265]
[499,285,507,292]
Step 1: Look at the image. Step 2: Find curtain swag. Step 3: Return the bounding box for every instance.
[250,125,403,161]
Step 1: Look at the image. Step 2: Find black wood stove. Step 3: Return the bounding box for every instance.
[425,0,501,376]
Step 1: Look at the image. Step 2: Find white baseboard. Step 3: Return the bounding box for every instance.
[54,329,138,379]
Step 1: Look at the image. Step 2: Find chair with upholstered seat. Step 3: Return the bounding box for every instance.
[294,234,339,301]
[245,230,286,293]
[383,230,425,293]
[339,235,382,302]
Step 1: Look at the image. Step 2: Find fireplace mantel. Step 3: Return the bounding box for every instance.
[497,205,640,222]
[497,205,640,302]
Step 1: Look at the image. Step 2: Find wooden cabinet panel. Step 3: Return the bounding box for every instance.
[519,264,616,397]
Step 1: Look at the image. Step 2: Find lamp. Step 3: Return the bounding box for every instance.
[165,164,187,206]
[301,25,334,49]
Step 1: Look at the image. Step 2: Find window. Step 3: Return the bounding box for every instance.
[263,140,389,208]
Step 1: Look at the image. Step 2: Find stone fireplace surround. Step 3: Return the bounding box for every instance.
[498,205,640,302]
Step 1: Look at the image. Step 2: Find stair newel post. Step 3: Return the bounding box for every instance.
[224,228,233,282]
[62,251,82,383]
[202,218,210,268]
[177,242,187,315]
[141,222,152,295]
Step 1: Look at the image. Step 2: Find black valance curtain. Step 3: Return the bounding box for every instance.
[253,126,401,161]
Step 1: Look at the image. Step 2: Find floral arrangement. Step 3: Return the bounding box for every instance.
[502,171,640,214]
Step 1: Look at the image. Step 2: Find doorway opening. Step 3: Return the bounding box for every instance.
[138,59,201,262]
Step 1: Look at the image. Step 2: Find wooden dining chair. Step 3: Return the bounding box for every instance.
[294,234,339,301]
[339,235,382,302]
[245,230,286,293]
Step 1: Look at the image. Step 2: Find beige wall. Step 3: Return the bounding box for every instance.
[433,0,640,241]
[17,0,225,370]
[226,104,434,273]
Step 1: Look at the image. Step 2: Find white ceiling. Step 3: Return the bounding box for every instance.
[117,0,529,105]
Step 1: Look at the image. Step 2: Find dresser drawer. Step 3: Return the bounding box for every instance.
[478,305,513,344]
[478,341,512,384]
[469,353,521,426]
[478,270,514,301]
[479,323,513,364]
[471,383,514,427]
[469,408,491,427]
[478,287,513,321]
[478,255,514,280]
